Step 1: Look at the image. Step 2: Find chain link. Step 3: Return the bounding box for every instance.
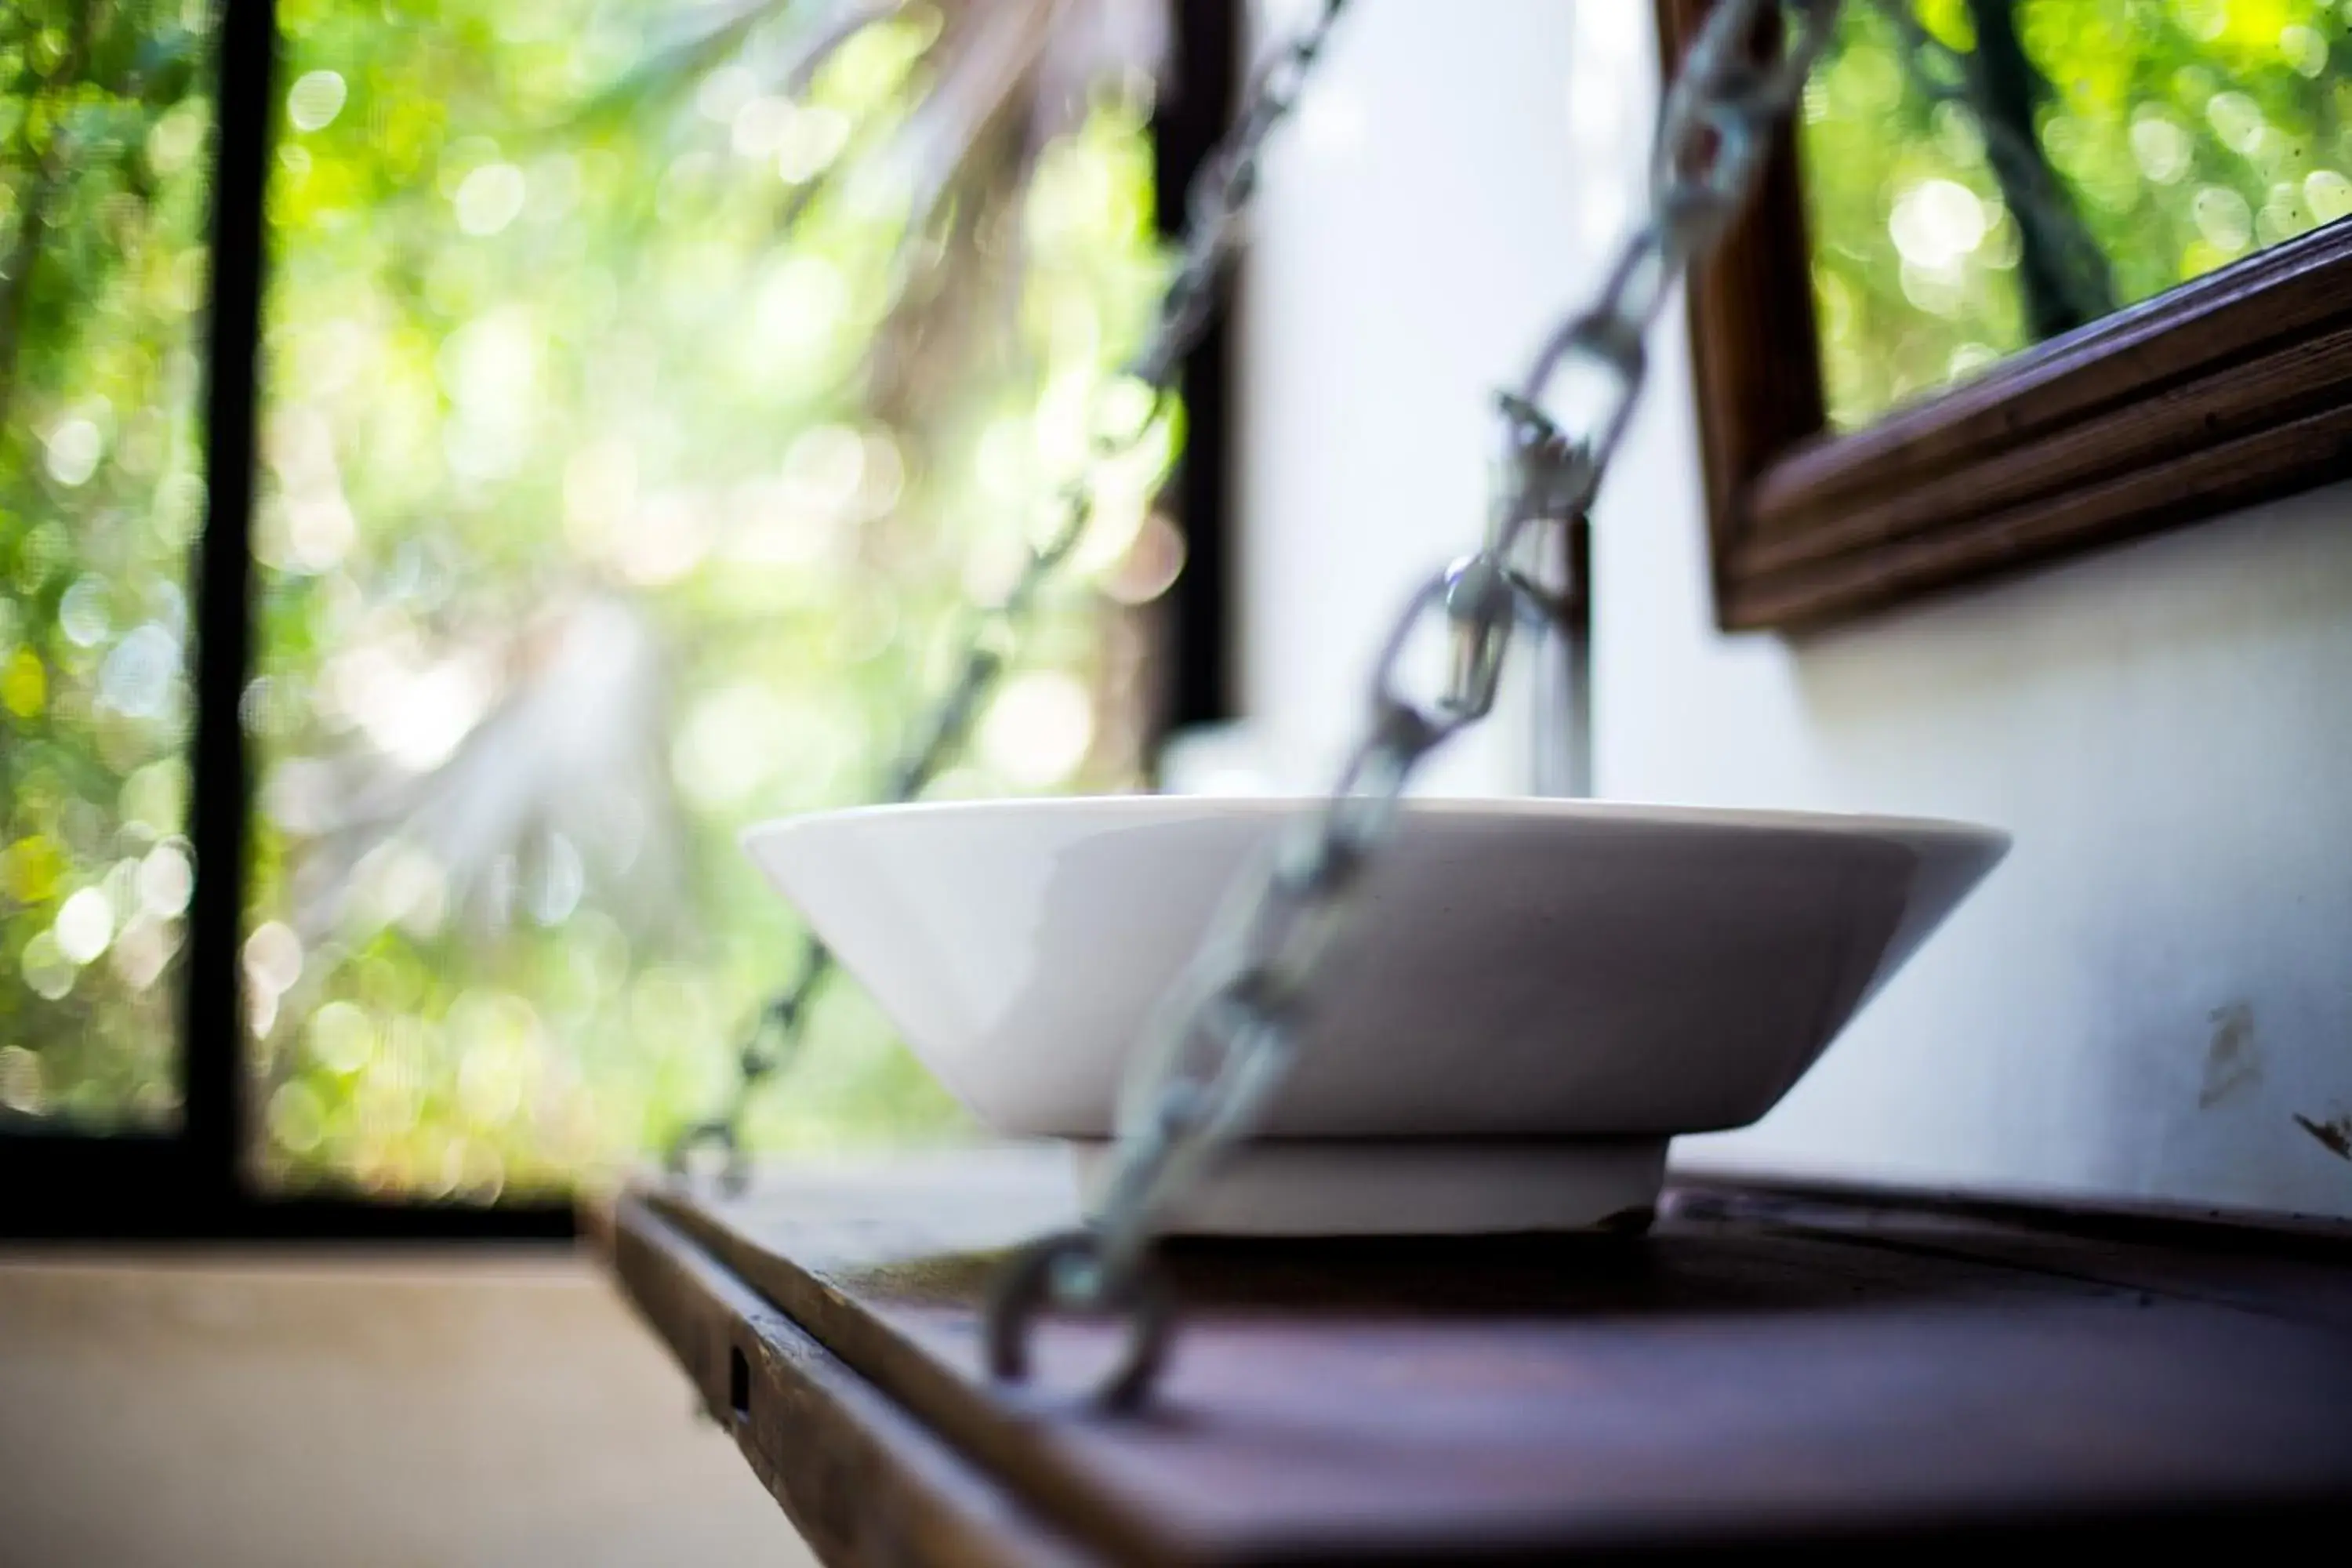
[668,0,1356,1192]
[987,0,1844,1409]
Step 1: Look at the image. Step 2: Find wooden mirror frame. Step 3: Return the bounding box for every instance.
[1657,0,2352,632]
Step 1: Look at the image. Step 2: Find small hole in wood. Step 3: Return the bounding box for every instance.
[728,1345,751,1422]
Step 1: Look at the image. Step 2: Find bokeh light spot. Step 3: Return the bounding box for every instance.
[0,1047,49,1115]
[54,887,117,965]
[979,670,1094,788]
[2191,184,2254,253]
[2307,169,2352,225]
[243,920,305,999]
[776,106,850,183]
[43,418,103,487]
[1889,178,1988,269]
[60,575,112,646]
[287,69,348,132]
[21,931,76,1001]
[1,649,44,719]
[308,1000,378,1076]
[454,162,528,236]
[269,1080,328,1153]
[99,623,183,717]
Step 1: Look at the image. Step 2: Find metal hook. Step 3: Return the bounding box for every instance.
[986,1230,1175,1412]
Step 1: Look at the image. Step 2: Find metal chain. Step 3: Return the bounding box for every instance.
[985,0,1844,1410]
[667,0,1356,1192]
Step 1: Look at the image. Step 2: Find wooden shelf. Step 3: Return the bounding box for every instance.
[605,1147,2352,1564]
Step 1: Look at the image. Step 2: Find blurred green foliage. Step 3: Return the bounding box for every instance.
[0,0,213,1130]
[2,0,1172,1197]
[1802,0,2352,428]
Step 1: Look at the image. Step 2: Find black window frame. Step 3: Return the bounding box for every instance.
[3,0,1236,1241]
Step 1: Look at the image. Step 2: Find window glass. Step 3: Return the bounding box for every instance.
[1802,0,2351,429]
[247,0,1168,1198]
[1,1,217,1131]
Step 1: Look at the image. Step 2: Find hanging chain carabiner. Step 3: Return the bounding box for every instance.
[668,0,1357,1191]
[987,0,1844,1410]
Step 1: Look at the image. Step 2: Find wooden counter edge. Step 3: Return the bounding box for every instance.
[602,1191,1102,1568]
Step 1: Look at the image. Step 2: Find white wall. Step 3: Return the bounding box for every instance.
[1227,0,1609,798]
[1232,0,2352,1218]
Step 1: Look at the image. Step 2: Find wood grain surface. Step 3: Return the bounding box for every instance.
[610,1147,2352,1565]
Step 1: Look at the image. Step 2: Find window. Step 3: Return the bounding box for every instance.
[4,0,1229,1236]
[2,2,216,1137]
[1663,0,2352,630]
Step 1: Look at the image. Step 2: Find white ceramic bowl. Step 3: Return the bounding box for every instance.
[744,796,2006,1232]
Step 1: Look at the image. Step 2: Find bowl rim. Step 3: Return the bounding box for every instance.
[741,793,2010,851]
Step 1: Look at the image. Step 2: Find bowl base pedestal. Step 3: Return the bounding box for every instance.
[1067,1136,1669,1237]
